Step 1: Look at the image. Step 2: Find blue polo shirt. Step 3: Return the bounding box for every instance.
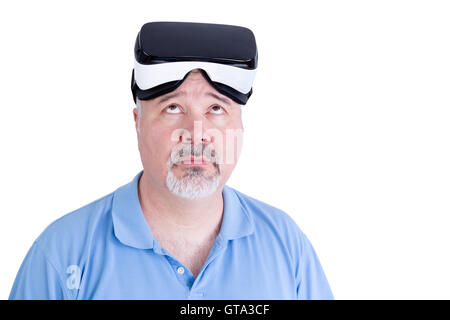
[9,170,333,300]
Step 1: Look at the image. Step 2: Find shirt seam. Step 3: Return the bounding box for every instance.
[34,240,74,300]
[297,230,306,299]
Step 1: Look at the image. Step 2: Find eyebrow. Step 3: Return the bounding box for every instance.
[157,90,231,105]
[206,92,231,105]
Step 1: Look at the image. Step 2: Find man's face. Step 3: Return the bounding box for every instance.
[134,69,244,199]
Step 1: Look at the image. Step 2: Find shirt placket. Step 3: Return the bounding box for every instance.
[152,236,227,299]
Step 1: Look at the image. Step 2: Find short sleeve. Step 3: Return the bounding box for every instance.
[296,231,334,300]
[9,241,70,300]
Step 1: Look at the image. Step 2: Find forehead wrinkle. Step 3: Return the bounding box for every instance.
[157,90,186,104]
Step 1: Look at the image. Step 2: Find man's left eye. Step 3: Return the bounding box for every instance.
[209,105,224,114]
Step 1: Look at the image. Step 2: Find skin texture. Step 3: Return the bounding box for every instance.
[133,69,244,277]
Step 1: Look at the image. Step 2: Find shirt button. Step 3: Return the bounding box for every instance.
[177,266,185,274]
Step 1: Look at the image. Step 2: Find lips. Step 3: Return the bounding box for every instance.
[180,156,210,165]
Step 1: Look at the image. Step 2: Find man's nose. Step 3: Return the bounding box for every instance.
[179,120,214,145]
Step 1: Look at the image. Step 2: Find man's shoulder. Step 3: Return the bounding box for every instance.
[227,186,305,238]
[34,191,115,256]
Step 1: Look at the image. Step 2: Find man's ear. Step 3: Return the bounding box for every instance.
[133,108,139,132]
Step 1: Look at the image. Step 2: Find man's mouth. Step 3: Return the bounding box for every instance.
[179,156,211,166]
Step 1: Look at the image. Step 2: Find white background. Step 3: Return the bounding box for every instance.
[1,0,449,300]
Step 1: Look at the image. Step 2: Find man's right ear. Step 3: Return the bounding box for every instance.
[133,108,139,132]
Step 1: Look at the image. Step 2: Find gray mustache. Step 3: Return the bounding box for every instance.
[170,144,219,165]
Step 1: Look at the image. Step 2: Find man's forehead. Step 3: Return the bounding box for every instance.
[157,88,233,105]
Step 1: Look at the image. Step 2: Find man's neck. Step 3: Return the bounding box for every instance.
[137,172,224,244]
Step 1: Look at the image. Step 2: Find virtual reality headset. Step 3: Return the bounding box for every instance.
[131,21,258,105]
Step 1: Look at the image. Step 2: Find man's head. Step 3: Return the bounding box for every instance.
[133,69,244,199]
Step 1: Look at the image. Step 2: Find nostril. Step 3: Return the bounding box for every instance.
[182,135,192,143]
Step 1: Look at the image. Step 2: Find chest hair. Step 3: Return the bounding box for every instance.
[157,236,217,279]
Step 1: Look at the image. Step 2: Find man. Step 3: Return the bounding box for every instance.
[9,22,333,299]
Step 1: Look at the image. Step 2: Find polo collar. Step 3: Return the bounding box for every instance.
[111,170,255,250]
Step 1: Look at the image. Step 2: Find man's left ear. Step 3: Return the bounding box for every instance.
[133,108,139,133]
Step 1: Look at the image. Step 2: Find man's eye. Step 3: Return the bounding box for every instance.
[165,105,182,114]
[209,105,224,114]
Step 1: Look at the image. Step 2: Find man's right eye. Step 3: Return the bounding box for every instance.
[165,105,182,114]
